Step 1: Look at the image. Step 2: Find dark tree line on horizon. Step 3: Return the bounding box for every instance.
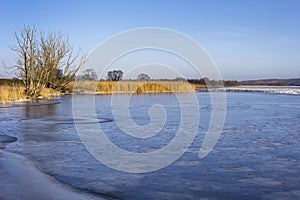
[75,68,288,87]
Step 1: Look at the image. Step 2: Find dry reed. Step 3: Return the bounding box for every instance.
[0,85,26,103]
[0,85,60,103]
[73,80,199,94]
[0,80,204,103]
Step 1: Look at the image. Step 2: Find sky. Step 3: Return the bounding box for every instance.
[0,0,299,80]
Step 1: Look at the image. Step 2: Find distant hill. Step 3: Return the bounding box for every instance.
[241,78,300,86]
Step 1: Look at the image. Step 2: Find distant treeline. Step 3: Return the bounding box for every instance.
[0,78,23,86]
[241,78,300,86]
[187,78,287,87]
[187,78,247,87]
[240,81,286,86]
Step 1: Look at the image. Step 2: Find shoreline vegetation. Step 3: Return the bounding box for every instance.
[1,26,83,103]
[72,80,200,94]
[1,78,298,103]
[0,79,201,103]
[0,79,61,103]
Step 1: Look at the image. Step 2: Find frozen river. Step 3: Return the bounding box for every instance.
[0,90,300,199]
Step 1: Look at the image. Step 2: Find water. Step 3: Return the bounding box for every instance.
[0,90,300,200]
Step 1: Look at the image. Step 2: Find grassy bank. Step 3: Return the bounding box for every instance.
[0,85,61,103]
[0,80,203,103]
[0,79,61,103]
[0,85,26,103]
[73,80,201,94]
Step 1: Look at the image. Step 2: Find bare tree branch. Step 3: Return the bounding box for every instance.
[11,26,84,97]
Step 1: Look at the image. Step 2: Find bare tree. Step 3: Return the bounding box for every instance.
[175,77,186,81]
[11,25,84,96]
[77,69,98,81]
[107,70,123,81]
[137,73,150,81]
[11,26,38,95]
[39,32,84,92]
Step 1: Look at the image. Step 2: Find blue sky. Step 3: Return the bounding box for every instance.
[1,0,299,80]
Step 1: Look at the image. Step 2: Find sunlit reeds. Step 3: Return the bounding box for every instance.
[0,80,204,103]
[0,85,26,103]
[0,85,60,103]
[73,80,201,94]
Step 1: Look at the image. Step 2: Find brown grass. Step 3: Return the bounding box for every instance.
[0,80,204,103]
[0,85,60,104]
[73,80,200,94]
[0,85,26,103]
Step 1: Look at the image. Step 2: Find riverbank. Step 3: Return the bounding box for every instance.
[0,80,202,102]
[0,135,105,200]
[0,85,61,104]
[72,80,200,94]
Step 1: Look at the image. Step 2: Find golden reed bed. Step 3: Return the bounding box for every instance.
[73,80,200,94]
[0,85,60,103]
[1,81,203,103]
